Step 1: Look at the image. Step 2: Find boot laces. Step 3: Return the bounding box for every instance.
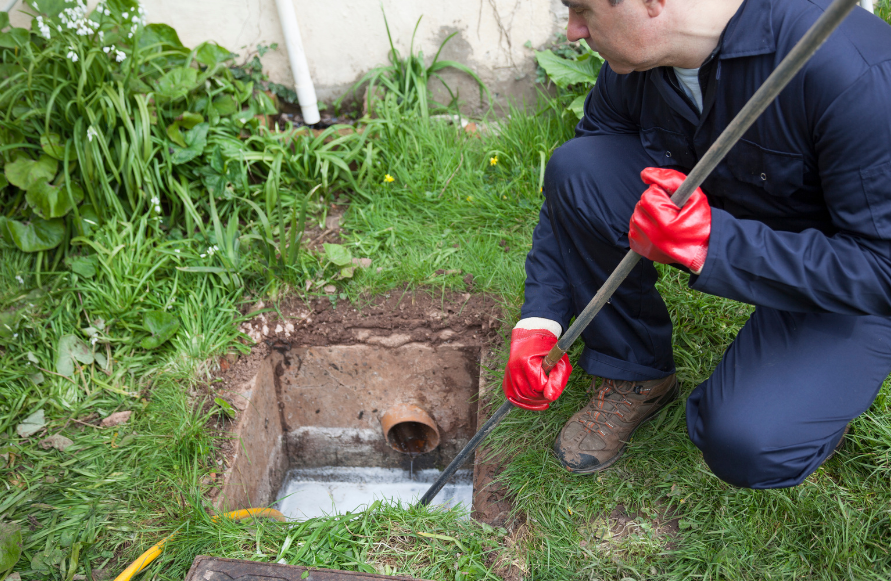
[577,379,640,434]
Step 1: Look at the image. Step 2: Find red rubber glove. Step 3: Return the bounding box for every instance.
[502,328,572,411]
[628,167,711,274]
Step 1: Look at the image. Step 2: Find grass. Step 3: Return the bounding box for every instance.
[3,6,891,581]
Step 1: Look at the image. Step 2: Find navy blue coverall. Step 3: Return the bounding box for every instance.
[521,0,891,488]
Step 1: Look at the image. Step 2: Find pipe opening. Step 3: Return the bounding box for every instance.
[380,404,441,456]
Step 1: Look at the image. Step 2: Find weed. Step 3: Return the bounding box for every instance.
[336,10,491,118]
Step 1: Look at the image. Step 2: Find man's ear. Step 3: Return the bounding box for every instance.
[644,0,666,17]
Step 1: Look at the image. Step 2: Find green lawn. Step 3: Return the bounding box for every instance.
[3,4,891,581]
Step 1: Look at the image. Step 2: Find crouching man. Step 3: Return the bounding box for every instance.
[503,0,891,488]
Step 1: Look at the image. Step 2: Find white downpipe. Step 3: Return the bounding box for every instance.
[861,0,874,13]
[274,0,320,125]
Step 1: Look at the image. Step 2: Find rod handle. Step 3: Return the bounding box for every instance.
[541,344,566,374]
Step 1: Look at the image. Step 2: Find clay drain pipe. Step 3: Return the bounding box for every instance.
[417,0,862,507]
[380,403,440,456]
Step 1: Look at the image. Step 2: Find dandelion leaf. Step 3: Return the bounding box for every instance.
[26,179,84,219]
[5,155,58,190]
[141,310,180,350]
[324,243,353,266]
[56,334,93,376]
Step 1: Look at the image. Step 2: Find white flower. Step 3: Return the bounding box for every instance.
[150,196,160,205]
[174,249,180,253]
[103,46,110,53]
[15,275,24,285]
[87,126,99,142]
[115,50,126,62]
[36,16,51,39]
[90,336,98,346]
[200,253,206,258]
[122,11,128,18]
[67,50,79,62]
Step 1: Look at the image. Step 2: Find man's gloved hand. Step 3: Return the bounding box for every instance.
[502,328,572,411]
[628,167,711,274]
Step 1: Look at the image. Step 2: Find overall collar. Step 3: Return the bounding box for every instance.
[718,0,776,60]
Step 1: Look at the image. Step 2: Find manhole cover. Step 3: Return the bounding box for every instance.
[186,555,429,581]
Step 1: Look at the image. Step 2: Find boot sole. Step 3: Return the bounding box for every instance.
[557,377,680,475]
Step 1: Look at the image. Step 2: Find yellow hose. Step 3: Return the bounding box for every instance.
[113,508,286,581]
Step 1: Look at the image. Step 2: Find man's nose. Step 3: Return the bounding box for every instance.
[566,11,589,42]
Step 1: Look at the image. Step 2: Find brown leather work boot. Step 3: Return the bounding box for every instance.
[554,374,678,473]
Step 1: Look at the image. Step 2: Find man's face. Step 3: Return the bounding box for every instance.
[564,0,662,74]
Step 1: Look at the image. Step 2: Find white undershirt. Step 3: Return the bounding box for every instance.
[673,66,703,113]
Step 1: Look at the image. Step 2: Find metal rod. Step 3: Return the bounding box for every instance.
[418,0,860,506]
[417,400,514,506]
[542,0,860,372]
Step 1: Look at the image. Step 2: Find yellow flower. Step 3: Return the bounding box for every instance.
[489,156,498,166]
[384,174,395,183]
[466,196,474,202]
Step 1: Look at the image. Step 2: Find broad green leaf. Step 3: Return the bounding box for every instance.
[196,42,234,67]
[534,49,602,88]
[26,179,84,219]
[5,155,58,190]
[154,67,199,101]
[340,266,355,279]
[324,243,353,266]
[137,23,184,50]
[28,0,67,17]
[568,93,587,120]
[0,523,22,573]
[106,0,140,14]
[40,133,65,160]
[0,174,7,190]
[69,255,98,278]
[141,310,180,350]
[0,27,29,49]
[166,112,204,147]
[212,94,238,116]
[169,122,209,165]
[0,13,8,29]
[2,216,65,252]
[56,334,93,376]
[16,408,44,438]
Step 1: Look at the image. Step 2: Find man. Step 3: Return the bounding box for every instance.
[502,0,891,489]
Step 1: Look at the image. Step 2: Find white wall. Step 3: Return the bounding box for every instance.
[10,0,568,113]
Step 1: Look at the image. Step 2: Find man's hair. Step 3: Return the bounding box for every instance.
[609,0,624,5]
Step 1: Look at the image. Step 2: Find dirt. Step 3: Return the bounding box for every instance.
[215,288,501,394]
[581,502,681,554]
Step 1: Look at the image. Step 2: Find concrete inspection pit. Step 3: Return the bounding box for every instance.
[209,292,512,523]
[216,344,481,517]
